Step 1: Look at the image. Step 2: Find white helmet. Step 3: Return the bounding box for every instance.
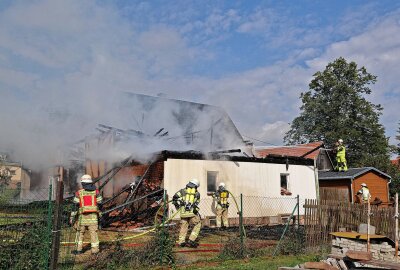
[361,183,367,187]
[81,174,93,183]
[338,139,343,143]
[189,178,200,187]
[219,182,225,188]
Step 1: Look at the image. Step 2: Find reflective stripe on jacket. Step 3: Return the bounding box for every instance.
[336,145,346,158]
[73,188,103,225]
[75,189,102,214]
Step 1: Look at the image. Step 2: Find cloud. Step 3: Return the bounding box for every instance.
[307,11,400,139]
[0,0,399,174]
[237,9,272,34]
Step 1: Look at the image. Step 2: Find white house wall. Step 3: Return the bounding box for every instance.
[163,159,316,218]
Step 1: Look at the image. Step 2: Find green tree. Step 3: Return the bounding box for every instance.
[390,122,400,195]
[397,122,400,155]
[284,57,389,169]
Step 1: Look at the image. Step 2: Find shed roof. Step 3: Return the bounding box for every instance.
[319,167,391,181]
[255,141,324,160]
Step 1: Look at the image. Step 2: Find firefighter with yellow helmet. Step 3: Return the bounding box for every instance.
[71,174,103,254]
[213,182,230,228]
[172,179,201,248]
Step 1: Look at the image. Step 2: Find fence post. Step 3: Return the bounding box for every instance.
[160,189,167,265]
[395,193,399,261]
[296,195,300,250]
[367,198,371,252]
[239,193,244,257]
[44,179,53,270]
[50,174,64,270]
[273,201,298,256]
[296,195,300,228]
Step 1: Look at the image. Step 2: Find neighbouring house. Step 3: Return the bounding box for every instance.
[0,155,31,199]
[0,154,30,190]
[391,157,400,167]
[255,141,334,171]
[318,167,391,204]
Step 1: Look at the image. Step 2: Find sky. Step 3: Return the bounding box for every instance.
[0,0,400,167]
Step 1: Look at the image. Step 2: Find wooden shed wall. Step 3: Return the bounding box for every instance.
[352,172,389,203]
[319,179,351,202]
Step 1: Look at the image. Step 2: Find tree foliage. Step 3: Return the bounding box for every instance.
[284,57,389,169]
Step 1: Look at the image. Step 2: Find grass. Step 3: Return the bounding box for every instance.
[175,254,319,270]
[0,213,41,225]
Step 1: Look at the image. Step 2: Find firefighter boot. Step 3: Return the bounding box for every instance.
[187,240,198,248]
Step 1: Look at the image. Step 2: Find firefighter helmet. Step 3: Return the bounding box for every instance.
[219,182,225,188]
[81,174,93,183]
[338,139,343,143]
[361,183,367,187]
[189,178,200,187]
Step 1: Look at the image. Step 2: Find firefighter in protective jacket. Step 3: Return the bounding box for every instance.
[172,179,201,248]
[213,182,229,228]
[357,183,371,203]
[335,139,348,171]
[71,174,103,254]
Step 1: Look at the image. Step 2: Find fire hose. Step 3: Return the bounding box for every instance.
[61,191,246,245]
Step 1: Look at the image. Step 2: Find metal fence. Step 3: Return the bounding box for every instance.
[0,186,305,269]
[0,187,53,269]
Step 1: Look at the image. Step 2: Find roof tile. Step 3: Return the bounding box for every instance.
[255,141,323,160]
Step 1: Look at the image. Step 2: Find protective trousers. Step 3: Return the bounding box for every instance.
[336,156,348,171]
[77,224,99,253]
[216,205,229,228]
[178,215,201,245]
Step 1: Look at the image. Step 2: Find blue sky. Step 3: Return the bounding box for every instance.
[0,0,399,165]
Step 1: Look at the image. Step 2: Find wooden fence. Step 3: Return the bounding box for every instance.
[304,199,396,248]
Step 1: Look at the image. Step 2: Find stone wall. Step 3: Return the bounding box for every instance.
[332,236,397,261]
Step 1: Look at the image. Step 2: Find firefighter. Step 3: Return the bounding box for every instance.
[335,139,348,171]
[357,183,371,204]
[172,179,201,248]
[213,182,230,228]
[71,174,103,254]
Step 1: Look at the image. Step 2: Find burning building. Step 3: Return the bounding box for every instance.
[61,93,317,229]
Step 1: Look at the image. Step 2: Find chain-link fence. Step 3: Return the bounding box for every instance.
[0,187,306,269]
[0,187,53,269]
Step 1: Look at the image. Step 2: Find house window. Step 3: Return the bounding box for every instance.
[280,173,291,196]
[207,171,218,192]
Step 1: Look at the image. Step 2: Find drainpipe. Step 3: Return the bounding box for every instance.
[314,159,320,201]
[350,178,354,203]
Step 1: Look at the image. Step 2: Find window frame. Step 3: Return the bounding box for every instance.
[280,173,290,196]
[206,171,218,194]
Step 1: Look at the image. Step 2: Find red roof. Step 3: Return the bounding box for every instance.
[391,157,400,166]
[255,141,324,160]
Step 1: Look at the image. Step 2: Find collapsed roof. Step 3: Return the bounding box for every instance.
[108,92,245,150]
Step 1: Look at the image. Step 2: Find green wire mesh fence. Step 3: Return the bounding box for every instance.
[0,187,53,270]
[0,188,306,269]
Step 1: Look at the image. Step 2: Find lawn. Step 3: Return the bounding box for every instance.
[175,254,319,270]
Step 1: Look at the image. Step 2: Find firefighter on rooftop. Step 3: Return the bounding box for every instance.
[172,179,201,248]
[71,174,103,254]
[213,182,230,229]
[335,139,348,171]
